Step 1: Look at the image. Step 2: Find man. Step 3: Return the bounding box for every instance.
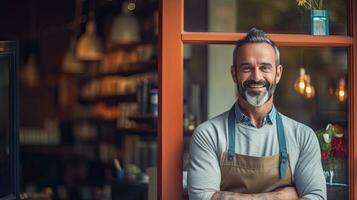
[187,28,326,200]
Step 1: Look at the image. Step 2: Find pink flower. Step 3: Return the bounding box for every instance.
[321,151,329,160]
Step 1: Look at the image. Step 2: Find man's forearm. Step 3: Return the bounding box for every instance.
[210,191,290,200]
[210,191,310,200]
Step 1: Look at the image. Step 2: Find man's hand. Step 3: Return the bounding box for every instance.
[210,186,299,200]
[274,187,299,199]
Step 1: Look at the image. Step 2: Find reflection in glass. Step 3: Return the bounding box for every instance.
[0,55,11,197]
[184,45,348,199]
[184,0,347,35]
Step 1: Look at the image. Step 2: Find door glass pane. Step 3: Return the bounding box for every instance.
[184,44,348,199]
[0,54,11,197]
[184,0,348,35]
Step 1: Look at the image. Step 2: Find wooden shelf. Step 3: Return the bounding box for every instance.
[105,41,156,53]
[129,113,157,121]
[20,145,114,168]
[20,145,78,158]
[73,117,117,125]
[98,61,157,77]
[79,93,137,105]
[117,126,157,135]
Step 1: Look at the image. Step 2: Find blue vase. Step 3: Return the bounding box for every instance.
[310,9,330,35]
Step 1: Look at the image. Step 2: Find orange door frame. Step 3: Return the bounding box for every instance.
[159,0,357,199]
[159,1,184,200]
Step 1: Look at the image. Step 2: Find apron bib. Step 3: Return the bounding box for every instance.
[220,105,293,193]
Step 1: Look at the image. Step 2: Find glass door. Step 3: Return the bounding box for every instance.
[0,41,19,200]
[159,0,357,199]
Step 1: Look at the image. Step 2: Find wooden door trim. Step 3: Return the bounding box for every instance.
[159,0,184,200]
[182,32,353,46]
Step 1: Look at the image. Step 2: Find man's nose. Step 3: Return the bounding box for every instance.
[251,67,263,81]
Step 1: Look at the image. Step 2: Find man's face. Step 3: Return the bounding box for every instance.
[231,43,283,107]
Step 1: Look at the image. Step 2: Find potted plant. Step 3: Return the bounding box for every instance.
[296,0,330,35]
[315,124,348,185]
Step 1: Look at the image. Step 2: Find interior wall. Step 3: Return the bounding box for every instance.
[208,0,237,118]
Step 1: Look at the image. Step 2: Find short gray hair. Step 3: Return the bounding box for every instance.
[233,28,280,66]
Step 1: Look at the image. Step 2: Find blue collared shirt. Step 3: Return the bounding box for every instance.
[235,102,277,128]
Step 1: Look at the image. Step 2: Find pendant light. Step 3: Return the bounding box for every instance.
[62,0,84,73]
[294,67,307,94]
[76,5,103,61]
[108,0,140,45]
[63,36,84,73]
[21,52,40,88]
[335,78,347,102]
[21,1,40,88]
[304,74,315,99]
[294,67,315,99]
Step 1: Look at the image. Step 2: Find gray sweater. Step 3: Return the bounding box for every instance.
[188,105,326,200]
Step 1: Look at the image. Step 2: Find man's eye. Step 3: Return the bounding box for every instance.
[261,65,271,72]
[240,66,252,72]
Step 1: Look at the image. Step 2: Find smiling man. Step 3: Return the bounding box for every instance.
[188,28,326,200]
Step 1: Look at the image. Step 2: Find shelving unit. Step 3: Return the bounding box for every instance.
[97,60,157,77]
[117,127,157,135]
[79,93,137,105]
[18,1,160,199]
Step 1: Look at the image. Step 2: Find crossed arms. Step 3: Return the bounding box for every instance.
[188,122,326,200]
[210,187,309,200]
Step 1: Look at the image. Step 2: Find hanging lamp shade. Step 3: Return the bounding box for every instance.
[108,2,140,44]
[62,37,84,73]
[76,19,103,61]
[21,53,40,88]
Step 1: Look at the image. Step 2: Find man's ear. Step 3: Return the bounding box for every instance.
[275,65,283,84]
[231,65,237,83]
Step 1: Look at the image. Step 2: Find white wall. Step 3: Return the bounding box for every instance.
[208,0,237,118]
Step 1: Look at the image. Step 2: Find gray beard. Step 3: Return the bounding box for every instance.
[245,90,270,107]
[237,81,276,108]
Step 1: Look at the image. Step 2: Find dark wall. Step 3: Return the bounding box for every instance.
[0,1,74,127]
[0,0,74,72]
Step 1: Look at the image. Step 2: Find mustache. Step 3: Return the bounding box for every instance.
[242,80,270,89]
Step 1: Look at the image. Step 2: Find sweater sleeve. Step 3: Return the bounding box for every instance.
[294,125,327,200]
[188,122,221,200]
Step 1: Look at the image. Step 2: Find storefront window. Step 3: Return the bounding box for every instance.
[184,0,348,35]
[184,44,348,198]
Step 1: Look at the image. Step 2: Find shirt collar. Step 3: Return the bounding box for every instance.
[234,101,276,127]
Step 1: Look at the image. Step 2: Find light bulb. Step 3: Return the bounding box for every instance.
[304,75,315,99]
[335,78,347,102]
[305,85,315,99]
[294,68,307,94]
[299,81,306,90]
[306,85,312,94]
[339,90,345,97]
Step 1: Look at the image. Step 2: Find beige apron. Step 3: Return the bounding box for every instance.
[220,152,293,193]
[220,105,294,193]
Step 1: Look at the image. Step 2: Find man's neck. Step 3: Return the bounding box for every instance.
[238,98,273,128]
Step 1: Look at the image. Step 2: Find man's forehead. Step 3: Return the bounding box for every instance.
[236,42,275,53]
[235,43,276,61]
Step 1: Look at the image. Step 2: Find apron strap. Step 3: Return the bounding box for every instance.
[228,105,236,161]
[227,104,289,179]
[276,112,288,178]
